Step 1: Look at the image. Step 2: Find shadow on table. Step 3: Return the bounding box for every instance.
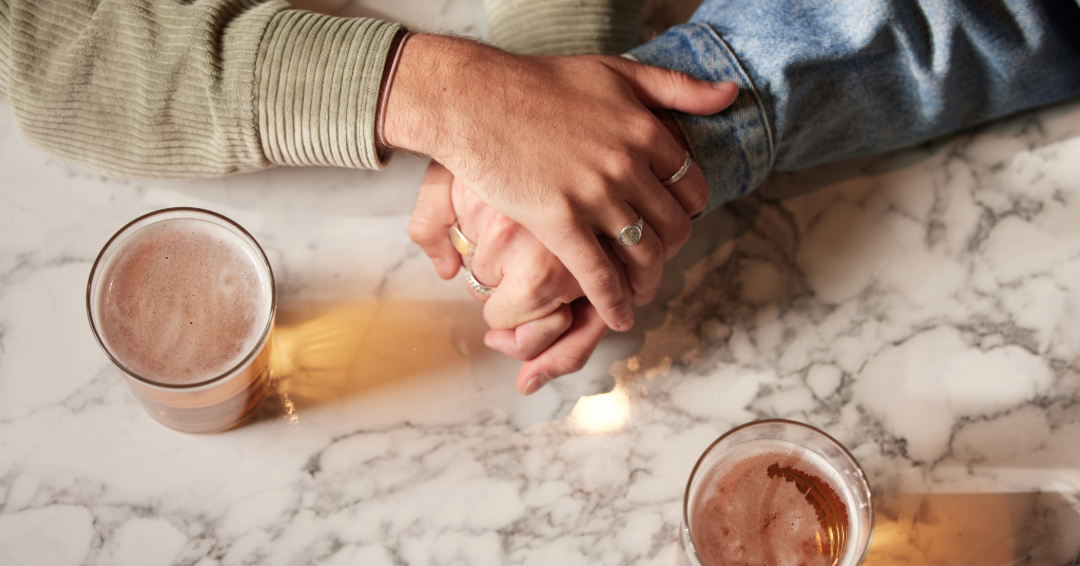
[866,491,1080,566]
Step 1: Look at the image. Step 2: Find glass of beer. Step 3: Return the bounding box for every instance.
[680,419,874,566]
[86,208,276,433]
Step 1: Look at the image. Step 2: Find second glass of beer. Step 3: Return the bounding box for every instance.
[86,208,276,433]
[680,419,874,566]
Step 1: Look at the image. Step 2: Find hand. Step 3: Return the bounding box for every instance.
[385,34,737,333]
[409,162,611,394]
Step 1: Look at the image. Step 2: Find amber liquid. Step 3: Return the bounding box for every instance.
[122,328,274,433]
[690,441,853,566]
[765,463,849,564]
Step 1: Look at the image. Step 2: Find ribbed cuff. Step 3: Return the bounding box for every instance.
[484,0,644,55]
[0,0,9,100]
[629,23,775,214]
[256,11,401,169]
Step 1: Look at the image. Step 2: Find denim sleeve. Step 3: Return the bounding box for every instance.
[628,0,1080,213]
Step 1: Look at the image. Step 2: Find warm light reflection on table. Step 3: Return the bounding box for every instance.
[569,387,631,434]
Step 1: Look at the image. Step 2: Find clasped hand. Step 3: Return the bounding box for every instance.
[384,35,737,330]
[390,35,738,393]
[412,162,614,395]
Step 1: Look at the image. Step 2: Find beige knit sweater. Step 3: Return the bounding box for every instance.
[0,0,644,179]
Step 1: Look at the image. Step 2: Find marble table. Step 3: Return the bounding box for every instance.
[3,1,1080,565]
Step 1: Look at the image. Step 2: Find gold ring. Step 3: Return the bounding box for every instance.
[449,223,476,257]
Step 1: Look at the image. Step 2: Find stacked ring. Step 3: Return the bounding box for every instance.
[449,223,475,257]
[662,152,692,186]
[450,223,497,295]
[464,267,496,296]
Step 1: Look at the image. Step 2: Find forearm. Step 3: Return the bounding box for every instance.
[629,0,1080,212]
[1,0,399,179]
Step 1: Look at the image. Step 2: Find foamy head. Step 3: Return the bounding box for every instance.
[689,439,857,566]
[92,217,273,385]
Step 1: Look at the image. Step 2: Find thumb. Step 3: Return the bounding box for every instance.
[409,161,463,279]
[612,59,739,116]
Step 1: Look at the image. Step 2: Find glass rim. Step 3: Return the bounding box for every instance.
[85,207,277,390]
[682,418,874,565]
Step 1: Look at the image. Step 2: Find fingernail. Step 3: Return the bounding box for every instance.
[615,314,634,332]
[712,81,736,92]
[523,374,551,395]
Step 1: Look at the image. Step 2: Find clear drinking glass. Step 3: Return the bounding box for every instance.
[86,208,276,433]
[680,419,873,566]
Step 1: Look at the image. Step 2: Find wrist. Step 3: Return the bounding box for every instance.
[375,30,413,155]
[382,34,460,157]
[382,34,517,161]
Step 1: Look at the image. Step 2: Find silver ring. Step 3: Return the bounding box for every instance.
[449,223,476,257]
[465,267,496,296]
[662,152,692,186]
[617,218,644,246]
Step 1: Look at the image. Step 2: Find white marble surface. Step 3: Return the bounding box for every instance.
[3,1,1080,565]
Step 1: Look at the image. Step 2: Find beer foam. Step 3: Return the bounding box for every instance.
[690,439,854,566]
[95,218,272,385]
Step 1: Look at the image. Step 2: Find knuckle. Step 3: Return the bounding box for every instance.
[586,267,621,296]
[592,144,636,180]
[551,306,574,331]
[637,236,665,267]
[519,263,554,294]
[487,215,518,248]
[528,263,581,306]
[483,308,501,330]
[407,219,435,247]
[668,213,693,249]
[688,185,710,215]
[609,151,638,177]
[634,288,658,307]
[556,350,590,375]
[483,303,510,330]
[516,336,544,362]
[636,115,664,142]
[545,198,579,227]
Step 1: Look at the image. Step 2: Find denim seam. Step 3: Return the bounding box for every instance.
[692,22,776,176]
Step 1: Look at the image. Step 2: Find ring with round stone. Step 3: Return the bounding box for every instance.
[617,218,644,246]
[464,266,496,296]
[662,152,692,186]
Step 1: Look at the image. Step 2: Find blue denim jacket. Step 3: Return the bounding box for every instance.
[629,0,1080,213]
